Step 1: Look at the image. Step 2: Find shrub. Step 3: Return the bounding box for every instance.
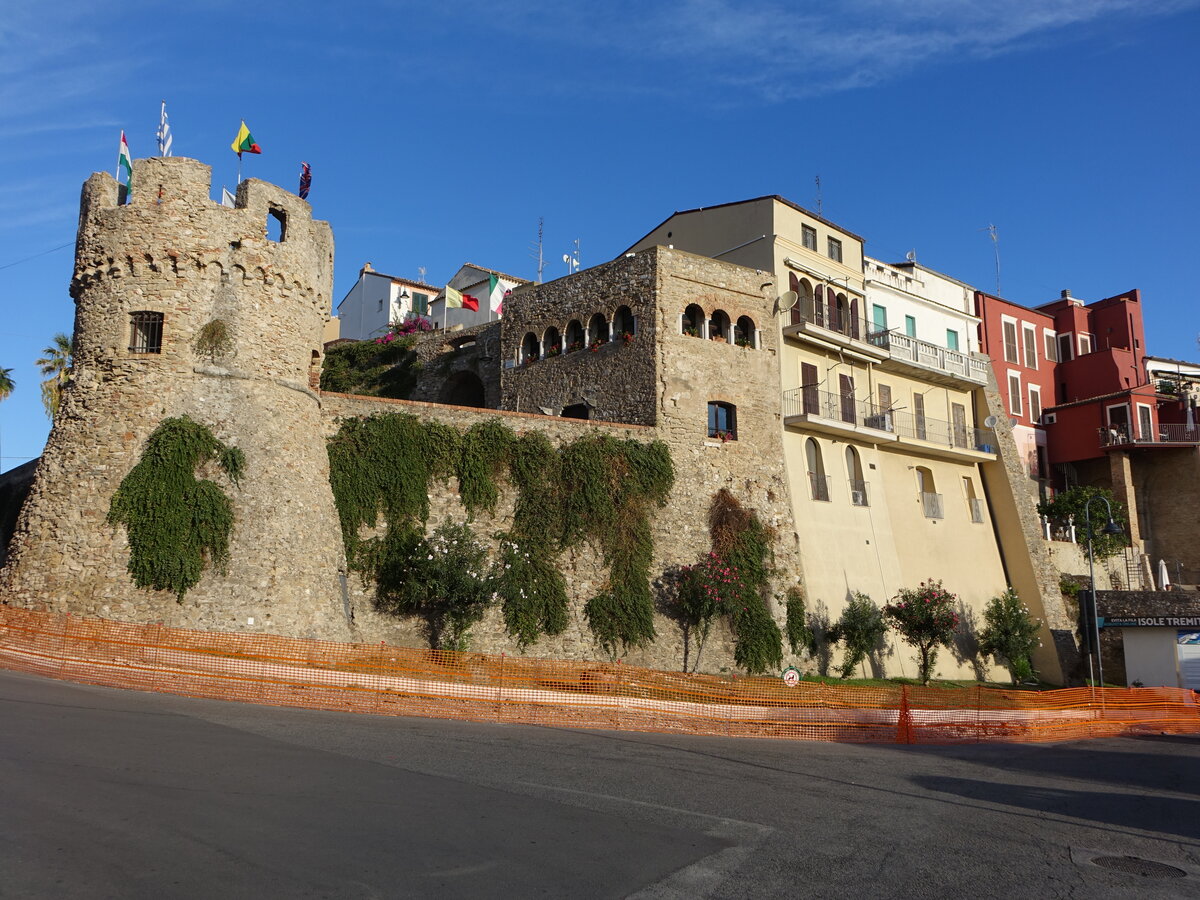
[494,537,568,649]
[884,579,960,685]
[374,522,494,650]
[1037,486,1128,560]
[978,588,1042,684]
[835,592,885,679]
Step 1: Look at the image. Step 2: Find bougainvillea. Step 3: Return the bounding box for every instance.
[883,579,960,685]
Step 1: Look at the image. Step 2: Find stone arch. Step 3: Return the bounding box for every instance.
[520,331,540,364]
[708,309,730,342]
[682,303,704,337]
[440,371,486,408]
[613,305,635,338]
[734,315,756,348]
[565,319,585,352]
[543,325,562,356]
[587,312,608,347]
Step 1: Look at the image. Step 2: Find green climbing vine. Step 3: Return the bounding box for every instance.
[326,414,675,653]
[107,416,245,600]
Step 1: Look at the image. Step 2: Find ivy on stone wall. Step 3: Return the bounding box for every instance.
[107,416,244,600]
[326,414,675,653]
[320,338,422,398]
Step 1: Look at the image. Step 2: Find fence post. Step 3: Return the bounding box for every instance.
[896,685,913,744]
[496,652,505,725]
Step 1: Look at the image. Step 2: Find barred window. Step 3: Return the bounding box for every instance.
[129,311,163,354]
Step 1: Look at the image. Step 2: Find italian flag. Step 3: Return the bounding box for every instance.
[117,131,133,193]
[488,274,504,315]
[445,286,479,311]
[230,120,262,156]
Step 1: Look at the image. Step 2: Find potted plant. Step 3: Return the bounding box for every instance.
[621,331,634,344]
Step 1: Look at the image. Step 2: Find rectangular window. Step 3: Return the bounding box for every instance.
[1044,331,1057,362]
[946,329,959,352]
[1058,334,1074,362]
[802,225,817,251]
[877,384,892,410]
[707,402,737,440]
[839,373,855,425]
[129,311,164,354]
[827,237,842,262]
[413,292,430,315]
[1029,385,1042,423]
[1078,333,1093,355]
[1008,372,1023,416]
[1023,324,1037,369]
[914,392,927,440]
[872,304,888,332]
[1002,319,1019,364]
[904,315,916,338]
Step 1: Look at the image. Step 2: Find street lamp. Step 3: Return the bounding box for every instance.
[1083,495,1124,688]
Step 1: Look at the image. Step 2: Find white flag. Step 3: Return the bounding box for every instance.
[157,100,173,157]
[221,187,236,208]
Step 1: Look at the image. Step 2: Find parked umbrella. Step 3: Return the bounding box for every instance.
[1159,558,1171,591]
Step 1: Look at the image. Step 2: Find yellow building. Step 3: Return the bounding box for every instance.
[628,197,1016,680]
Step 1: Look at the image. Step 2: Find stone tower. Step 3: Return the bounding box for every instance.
[1,158,353,639]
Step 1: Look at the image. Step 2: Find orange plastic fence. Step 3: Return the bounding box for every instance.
[2,606,1197,744]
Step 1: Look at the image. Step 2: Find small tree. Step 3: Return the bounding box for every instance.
[784,586,815,656]
[978,588,1041,684]
[833,592,885,679]
[672,552,740,671]
[375,521,494,651]
[884,580,960,685]
[0,367,14,402]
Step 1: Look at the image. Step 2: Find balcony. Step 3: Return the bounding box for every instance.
[783,387,898,444]
[887,408,998,462]
[1099,422,1200,449]
[866,330,991,387]
[782,297,887,359]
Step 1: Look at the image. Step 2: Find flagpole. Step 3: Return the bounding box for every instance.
[237,152,242,185]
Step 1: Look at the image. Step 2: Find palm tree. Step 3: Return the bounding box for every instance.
[0,367,13,402]
[36,333,73,420]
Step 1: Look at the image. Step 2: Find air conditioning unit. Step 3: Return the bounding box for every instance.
[851,490,866,506]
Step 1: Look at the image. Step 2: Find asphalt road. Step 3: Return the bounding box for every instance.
[2,670,1198,899]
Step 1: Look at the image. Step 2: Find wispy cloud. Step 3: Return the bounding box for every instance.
[443,0,1200,101]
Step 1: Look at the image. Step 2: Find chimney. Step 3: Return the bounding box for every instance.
[362,261,374,273]
[1061,289,1071,299]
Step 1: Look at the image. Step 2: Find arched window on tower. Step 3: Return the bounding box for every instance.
[543,325,562,357]
[565,319,585,352]
[587,312,609,349]
[682,303,704,337]
[734,316,756,348]
[613,305,635,341]
[708,309,730,343]
[520,331,540,364]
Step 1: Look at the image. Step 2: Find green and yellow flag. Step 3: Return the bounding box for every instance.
[230,120,262,156]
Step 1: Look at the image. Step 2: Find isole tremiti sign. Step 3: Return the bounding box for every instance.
[1101,616,1200,628]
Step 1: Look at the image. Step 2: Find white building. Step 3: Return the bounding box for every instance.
[429,263,530,330]
[862,256,982,356]
[335,263,439,340]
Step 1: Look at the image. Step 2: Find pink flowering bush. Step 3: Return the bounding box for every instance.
[672,552,742,670]
[375,316,434,343]
[883,579,960,685]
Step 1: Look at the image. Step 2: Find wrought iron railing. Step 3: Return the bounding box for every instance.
[865,330,990,382]
[1098,422,1200,447]
[969,497,985,524]
[782,387,888,428]
[921,492,944,519]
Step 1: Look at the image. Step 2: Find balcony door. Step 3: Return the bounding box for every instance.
[839,374,855,424]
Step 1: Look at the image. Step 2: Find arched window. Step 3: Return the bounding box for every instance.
[543,325,562,357]
[734,316,756,348]
[587,312,609,349]
[846,446,867,506]
[707,401,737,441]
[521,332,540,364]
[565,319,585,352]
[129,311,164,354]
[963,476,983,523]
[812,284,825,327]
[682,303,704,337]
[791,276,814,326]
[830,292,848,335]
[708,309,730,343]
[806,438,829,501]
[916,466,942,519]
[613,305,635,341]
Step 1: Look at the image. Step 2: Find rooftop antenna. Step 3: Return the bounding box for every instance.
[814,175,822,216]
[530,217,546,284]
[563,238,580,275]
[981,224,1000,295]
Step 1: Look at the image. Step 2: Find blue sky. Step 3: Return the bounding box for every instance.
[2,0,1198,472]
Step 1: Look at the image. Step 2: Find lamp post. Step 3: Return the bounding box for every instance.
[1083,495,1124,688]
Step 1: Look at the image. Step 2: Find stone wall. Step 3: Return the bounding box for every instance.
[1095,589,1200,685]
[406,322,502,409]
[1134,446,1200,583]
[1,159,352,640]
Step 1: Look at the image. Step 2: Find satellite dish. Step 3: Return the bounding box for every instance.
[1009,418,1019,430]
[778,290,799,312]
[983,415,998,428]
[906,249,917,262]
[562,254,570,263]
